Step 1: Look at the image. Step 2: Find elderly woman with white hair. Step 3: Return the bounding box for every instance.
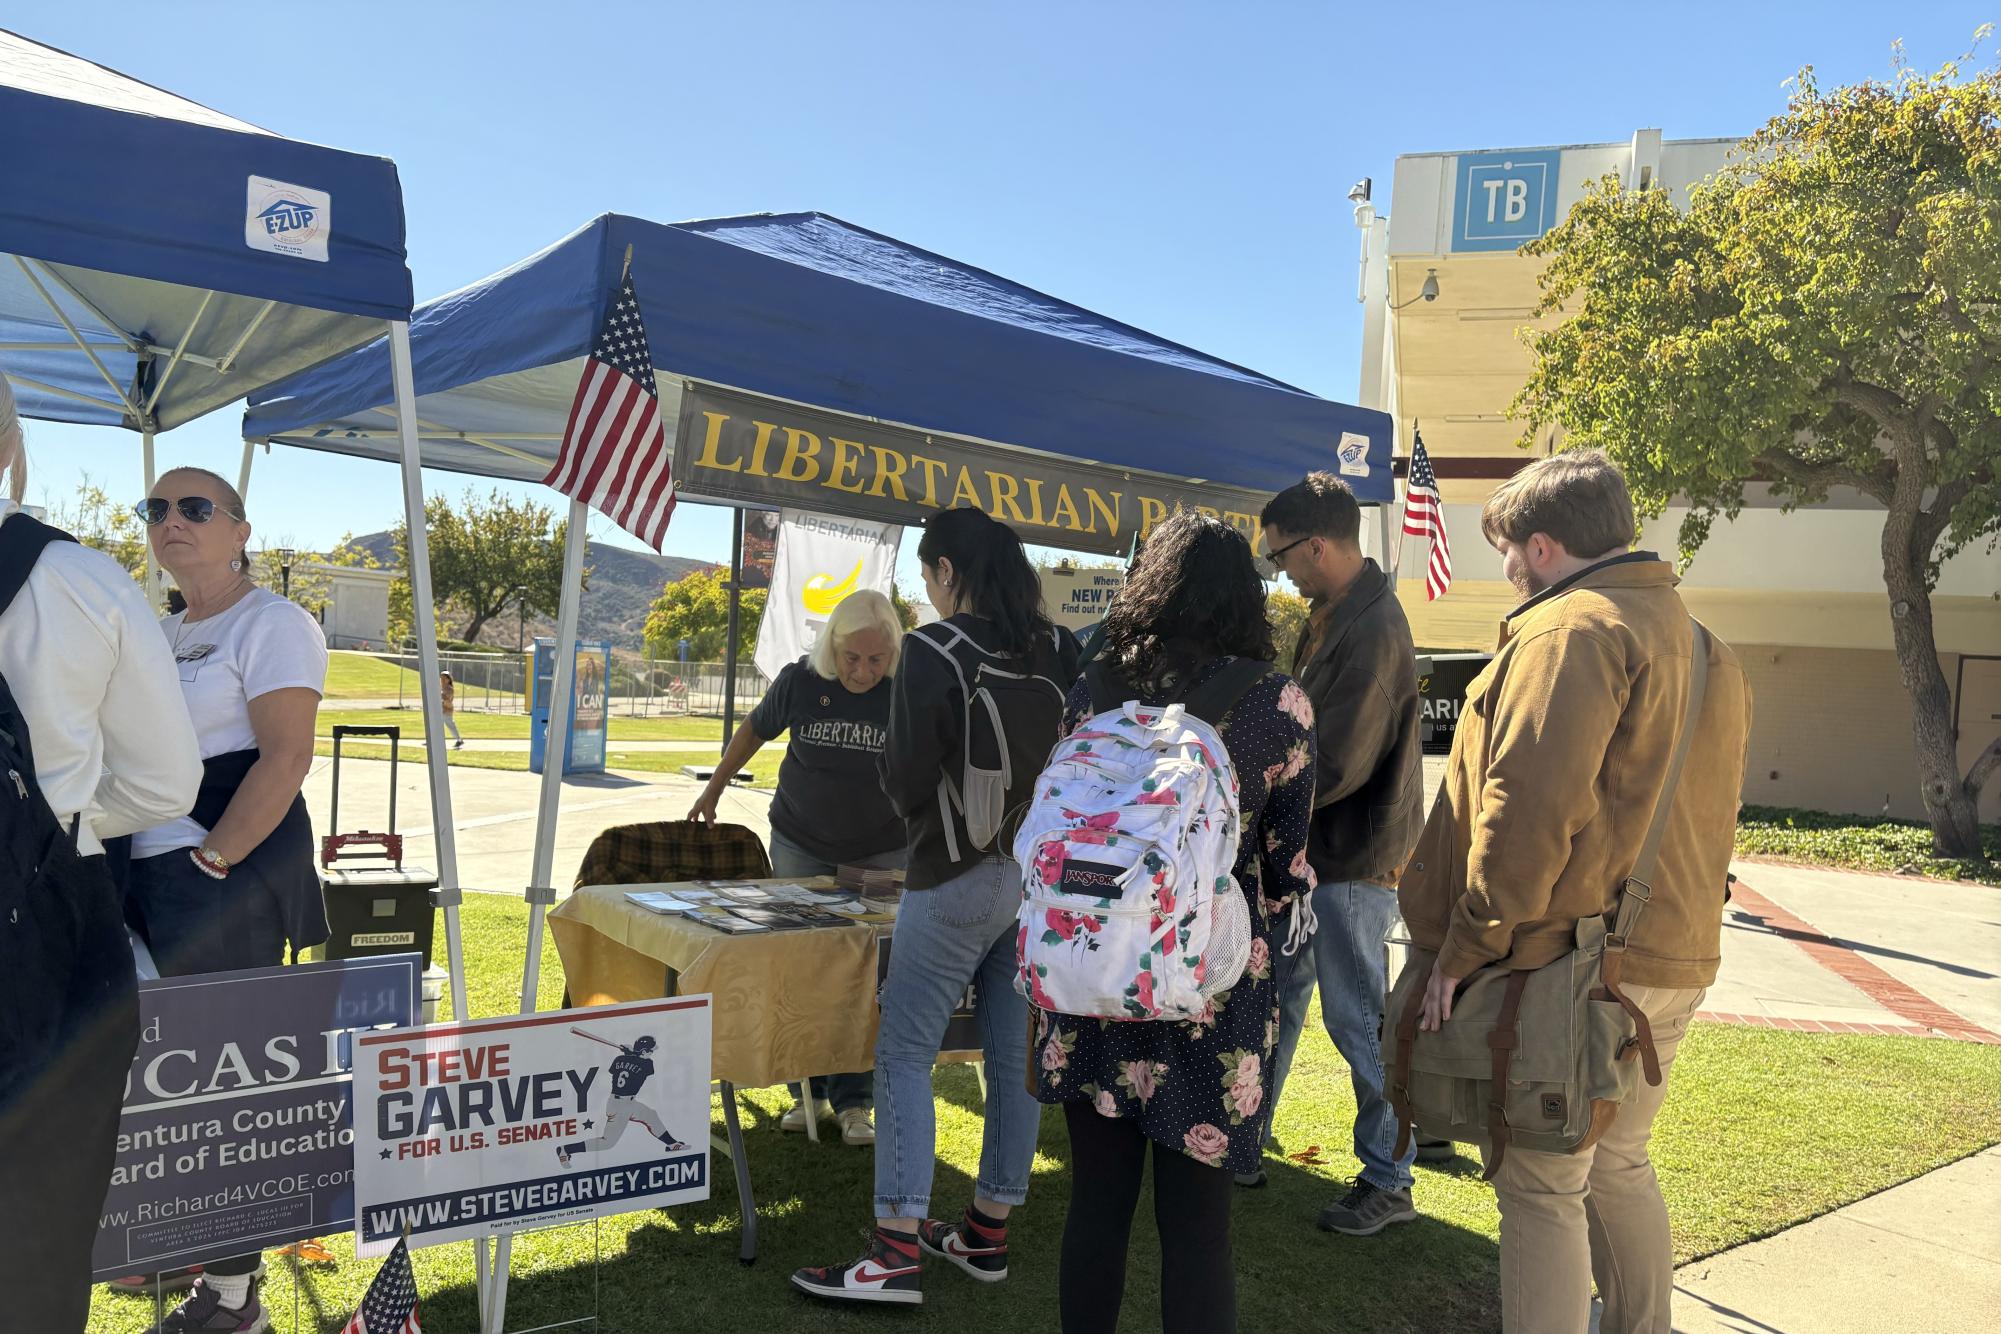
[689,588,905,1146]
[0,374,200,1333]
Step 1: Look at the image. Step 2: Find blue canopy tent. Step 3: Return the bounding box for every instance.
[244,211,1395,503]
[241,208,1393,1316]
[0,33,494,1298]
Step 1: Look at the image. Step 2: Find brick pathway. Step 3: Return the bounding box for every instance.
[1699,877,1999,1045]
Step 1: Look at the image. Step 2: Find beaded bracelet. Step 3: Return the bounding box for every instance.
[190,846,231,880]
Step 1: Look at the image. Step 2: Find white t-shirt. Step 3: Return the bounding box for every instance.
[131,587,328,859]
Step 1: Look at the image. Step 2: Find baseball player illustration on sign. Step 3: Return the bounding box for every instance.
[557,1031,689,1165]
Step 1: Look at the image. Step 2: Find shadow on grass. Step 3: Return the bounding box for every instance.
[310,1075,1501,1334]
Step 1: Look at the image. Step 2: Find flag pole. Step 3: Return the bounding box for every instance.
[1390,420,1415,580]
[620,243,633,281]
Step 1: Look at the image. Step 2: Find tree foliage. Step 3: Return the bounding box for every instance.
[1267,588,1311,667]
[644,567,766,661]
[393,489,572,643]
[1512,37,2000,854]
[43,474,147,582]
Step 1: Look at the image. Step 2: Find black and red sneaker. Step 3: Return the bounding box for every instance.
[791,1228,923,1306]
[917,1211,1009,1282]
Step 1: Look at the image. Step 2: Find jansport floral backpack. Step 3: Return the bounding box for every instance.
[1012,656,1270,1022]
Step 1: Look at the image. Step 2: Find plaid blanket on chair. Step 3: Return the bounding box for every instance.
[573,820,773,888]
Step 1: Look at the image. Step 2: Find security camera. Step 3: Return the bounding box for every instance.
[1420,268,1439,302]
[1347,178,1372,205]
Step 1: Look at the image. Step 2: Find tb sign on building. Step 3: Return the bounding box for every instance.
[1451,150,1561,252]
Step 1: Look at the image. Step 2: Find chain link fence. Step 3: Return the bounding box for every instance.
[345,650,768,719]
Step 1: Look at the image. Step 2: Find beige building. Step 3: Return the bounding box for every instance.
[1355,131,1999,821]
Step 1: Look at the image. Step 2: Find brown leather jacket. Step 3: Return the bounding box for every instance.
[1398,554,1753,989]
[1293,560,1426,887]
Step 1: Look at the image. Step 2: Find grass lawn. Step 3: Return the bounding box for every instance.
[317,706,735,745]
[1736,805,2001,887]
[90,896,2001,1334]
[324,653,528,705]
[310,739,784,788]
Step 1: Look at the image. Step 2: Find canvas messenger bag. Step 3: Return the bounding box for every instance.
[1386,621,1711,1180]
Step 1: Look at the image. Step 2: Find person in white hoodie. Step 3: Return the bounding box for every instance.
[0,374,201,1332]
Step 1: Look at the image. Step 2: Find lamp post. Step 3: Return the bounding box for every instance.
[514,585,528,652]
[276,547,296,600]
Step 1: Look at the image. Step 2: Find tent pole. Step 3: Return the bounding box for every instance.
[141,428,160,607]
[722,507,743,748]
[1378,504,1397,593]
[488,497,587,1334]
[386,320,487,1317]
[236,440,257,506]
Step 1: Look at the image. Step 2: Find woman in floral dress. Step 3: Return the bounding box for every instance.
[1029,512,1317,1334]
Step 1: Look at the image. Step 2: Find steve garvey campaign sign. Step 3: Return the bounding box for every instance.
[351,997,712,1252]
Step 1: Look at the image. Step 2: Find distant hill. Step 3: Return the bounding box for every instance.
[351,531,715,652]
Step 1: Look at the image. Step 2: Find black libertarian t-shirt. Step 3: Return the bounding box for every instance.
[749,658,902,865]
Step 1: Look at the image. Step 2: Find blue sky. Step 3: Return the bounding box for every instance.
[10,1,1986,579]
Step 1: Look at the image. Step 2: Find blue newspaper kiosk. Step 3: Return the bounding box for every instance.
[528,638,612,775]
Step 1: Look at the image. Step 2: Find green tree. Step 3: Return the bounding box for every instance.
[43,474,147,582]
[252,532,379,618]
[644,567,766,660]
[1512,39,2000,856]
[1267,588,1310,667]
[392,489,572,643]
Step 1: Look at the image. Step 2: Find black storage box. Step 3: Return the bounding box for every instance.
[321,866,440,965]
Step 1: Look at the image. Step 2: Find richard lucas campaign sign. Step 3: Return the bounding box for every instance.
[351,997,713,1253]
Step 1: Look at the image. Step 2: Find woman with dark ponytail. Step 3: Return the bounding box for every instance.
[794,507,1080,1309]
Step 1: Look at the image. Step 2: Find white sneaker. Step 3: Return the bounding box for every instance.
[781,1098,834,1133]
[839,1108,876,1146]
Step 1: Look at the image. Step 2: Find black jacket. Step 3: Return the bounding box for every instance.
[1293,560,1426,886]
[879,614,1080,890]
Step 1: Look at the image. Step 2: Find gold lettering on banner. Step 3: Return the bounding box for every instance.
[745,420,780,478]
[827,438,868,494]
[1023,478,1050,528]
[869,445,911,501]
[1138,495,1168,539]
[776,428,823,483]
[1050,485,1083,532]
[1084,489,1122,536]
[913,455,948,508]
[949,466,983,510]
[985,472,1029,524]
[693,411,742,473]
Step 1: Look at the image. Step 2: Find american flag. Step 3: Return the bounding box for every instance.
[341,1235,421,1334]
[1402,431,1453,600]
[542,272,678,551]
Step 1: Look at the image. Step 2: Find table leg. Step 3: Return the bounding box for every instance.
[717,1080,757,1264]
[797,1079,820,1143]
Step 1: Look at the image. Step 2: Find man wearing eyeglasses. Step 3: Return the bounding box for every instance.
[1254,472,1428,1235]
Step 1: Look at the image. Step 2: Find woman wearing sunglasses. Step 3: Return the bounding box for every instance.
[123,467,329,1334]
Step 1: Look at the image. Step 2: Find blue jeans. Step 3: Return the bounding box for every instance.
[1269,878,1414,1192]
[766,828,904,1114]
[872,853,1039,1219]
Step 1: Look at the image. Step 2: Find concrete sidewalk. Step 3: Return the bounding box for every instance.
[1661,1146,2001,1333]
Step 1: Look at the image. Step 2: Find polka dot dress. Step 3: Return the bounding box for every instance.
[1030,659,1319,1176]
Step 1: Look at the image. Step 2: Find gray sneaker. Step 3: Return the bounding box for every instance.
[1318,1178,1416,1236]
[142,1279,269,1333]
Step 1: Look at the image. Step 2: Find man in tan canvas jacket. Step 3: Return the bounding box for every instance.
[1399,450,1752,1334]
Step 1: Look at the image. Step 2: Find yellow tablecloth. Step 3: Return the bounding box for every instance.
[550,880,951,1088]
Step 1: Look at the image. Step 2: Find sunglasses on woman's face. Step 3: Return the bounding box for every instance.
[135,496,241,526]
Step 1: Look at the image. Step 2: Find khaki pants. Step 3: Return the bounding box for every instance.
[1481,984,1706,1334]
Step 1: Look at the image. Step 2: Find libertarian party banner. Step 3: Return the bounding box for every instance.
[753,509,901,681]
[674,382,1291,557]
[351,997,713,1253]
[92,957,419,1279]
